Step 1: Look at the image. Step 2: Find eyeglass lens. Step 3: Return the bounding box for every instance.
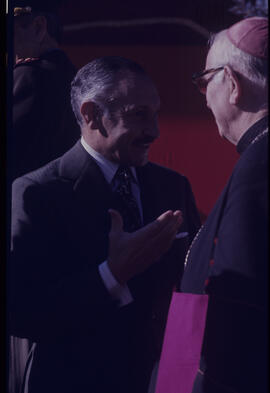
[192,67,224,94]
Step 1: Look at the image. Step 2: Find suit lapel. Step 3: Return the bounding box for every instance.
[59,141,112,208]
[59,141,113,264]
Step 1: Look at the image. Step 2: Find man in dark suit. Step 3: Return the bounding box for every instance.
[180,17,268,393]
[9,56,200,393]
[12,0,79,180]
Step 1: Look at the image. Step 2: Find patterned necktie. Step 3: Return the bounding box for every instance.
[111,166,142,232]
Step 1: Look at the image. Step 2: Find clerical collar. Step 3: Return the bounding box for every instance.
[236,116,268,154]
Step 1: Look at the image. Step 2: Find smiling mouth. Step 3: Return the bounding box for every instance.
[133,137,155,148]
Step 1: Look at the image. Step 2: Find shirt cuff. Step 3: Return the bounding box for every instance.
[98,261,133,307]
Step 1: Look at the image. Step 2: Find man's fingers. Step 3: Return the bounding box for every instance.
[131,209,183,243]
[173,210,183,222]
[135,210,174,238]
[156,210,174,224]
[156,210,182,229]
[144,210,183,257]
[129,210,183,258]
[107,209,184,282]
[108,209,124,234]
[155,210,183,237]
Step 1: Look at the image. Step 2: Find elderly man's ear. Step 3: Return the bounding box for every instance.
[81,102,100,129]
[224,66,242,105]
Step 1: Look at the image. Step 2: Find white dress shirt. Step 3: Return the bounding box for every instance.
[81,136,143,306]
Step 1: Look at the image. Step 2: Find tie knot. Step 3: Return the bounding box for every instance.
[115,166,132,181]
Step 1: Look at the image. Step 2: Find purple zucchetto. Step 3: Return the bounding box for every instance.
[227,17,268,59]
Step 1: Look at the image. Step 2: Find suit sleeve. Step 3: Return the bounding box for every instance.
[9,177,119,342]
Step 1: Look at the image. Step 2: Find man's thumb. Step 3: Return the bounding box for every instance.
[108,209,124,234]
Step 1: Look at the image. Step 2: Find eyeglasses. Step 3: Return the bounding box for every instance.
[192,66,224,94]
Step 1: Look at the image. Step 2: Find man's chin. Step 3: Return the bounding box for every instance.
[118,149,149,167]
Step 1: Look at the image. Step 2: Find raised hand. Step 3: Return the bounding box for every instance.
[108,209,183,284]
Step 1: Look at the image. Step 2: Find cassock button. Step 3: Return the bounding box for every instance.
[209,259,214,266]
[204,278,210,287]
[214,237,218,244]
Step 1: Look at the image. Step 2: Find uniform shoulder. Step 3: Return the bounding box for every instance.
[14,51,63,71]
[14,58,43,82]
[14,57,41,69]
[14,51,76,85]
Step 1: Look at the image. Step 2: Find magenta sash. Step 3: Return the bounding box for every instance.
[155,292,209,393]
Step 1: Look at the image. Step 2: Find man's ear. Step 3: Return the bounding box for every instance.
[224,66,241,105]
[33,15,47,43]
[80,101,100,129]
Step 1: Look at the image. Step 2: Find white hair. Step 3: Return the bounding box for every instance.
[209,30,268,90]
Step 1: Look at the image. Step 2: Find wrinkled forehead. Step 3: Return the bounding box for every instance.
[205,30,228,69]
[205,43,219,69]
[109,72,160,109]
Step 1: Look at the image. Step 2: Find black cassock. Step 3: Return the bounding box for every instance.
[181,116,268,393]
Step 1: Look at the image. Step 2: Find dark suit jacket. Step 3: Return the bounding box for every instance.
[12,49,80,180]
[10,141,200,393]
[181,120,268,393]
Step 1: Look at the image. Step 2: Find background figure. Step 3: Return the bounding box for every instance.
[181,17,268,392]
[9,56,200,393]
[12,0,79,180]
[9,1,79,392]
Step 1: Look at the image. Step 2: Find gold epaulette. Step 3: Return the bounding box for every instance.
[15,57,40,65]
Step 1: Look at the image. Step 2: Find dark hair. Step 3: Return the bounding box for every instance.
[71,56,148,126]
